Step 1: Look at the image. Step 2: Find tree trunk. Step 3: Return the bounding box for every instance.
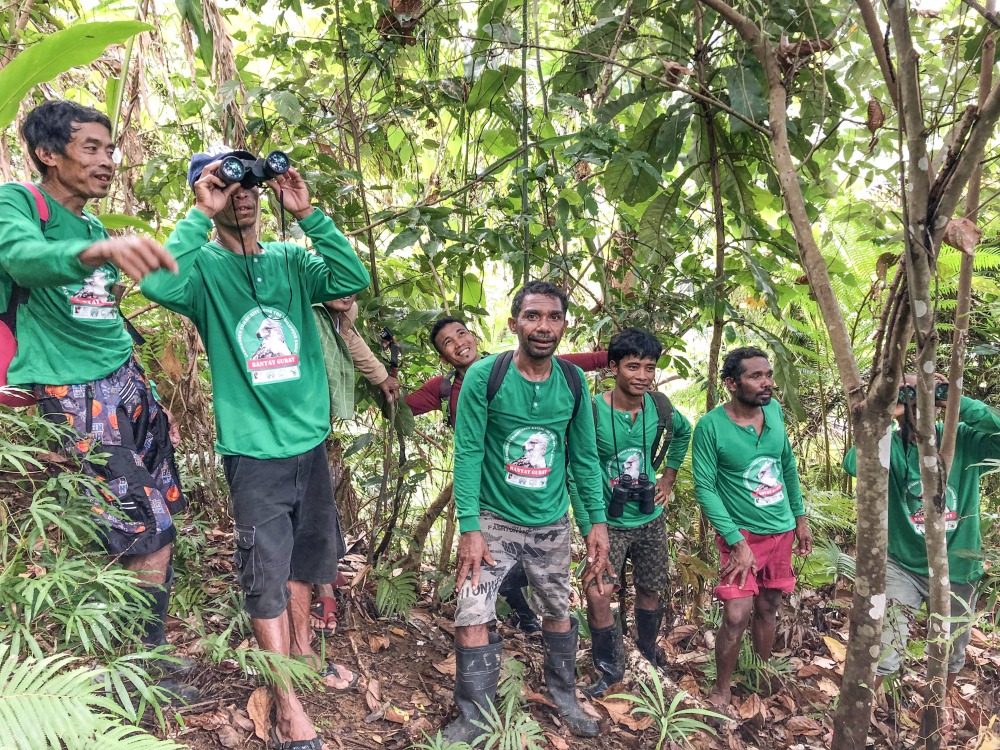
[400,482,453,574]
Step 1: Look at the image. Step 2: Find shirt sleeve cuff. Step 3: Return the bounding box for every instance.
[298,207,330,234]
[577,519,593,537]
[458,515,481,533]
[587,509,607,526]
[723,529,745,546]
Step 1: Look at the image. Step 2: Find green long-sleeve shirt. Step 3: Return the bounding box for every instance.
[140,207,370,459]
[453,352,607,533]
[843,396,1000,584]
[576,392,691,537]
[0,183,132,385]
[692,399,805,546]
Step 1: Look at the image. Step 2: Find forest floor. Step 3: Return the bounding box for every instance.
[161,547,1000,750]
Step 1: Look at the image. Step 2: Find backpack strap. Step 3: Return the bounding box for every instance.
[648,391,674,471]
[19,183,49,228]
[439,370,457,428]
[555,357,583,421]
[2,184,48,328]
[486,350,514,403]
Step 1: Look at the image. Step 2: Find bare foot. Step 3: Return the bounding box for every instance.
[707,687,732,710]
[322,662,357,691]
[273,689,327,749]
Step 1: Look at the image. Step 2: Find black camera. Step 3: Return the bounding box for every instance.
[218,150,291,189]
[608,473,656,518]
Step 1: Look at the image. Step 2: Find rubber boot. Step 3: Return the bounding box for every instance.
[442,632,503,743]
[635,607,665,667]
[582,620,625,698]
[543,621,599,737]
[136,570,199,703]
[505,587,542,634]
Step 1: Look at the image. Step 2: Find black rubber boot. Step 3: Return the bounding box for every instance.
[543,621,599,737]
[135,571,199,704]
[505,588,542,634]
[582,621,625,698]
[635,607,665,666]
[442,632,503,743]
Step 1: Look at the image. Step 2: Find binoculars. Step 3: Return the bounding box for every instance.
[898,382,949,403]
[608,473,656,518]
[218,150,291,189]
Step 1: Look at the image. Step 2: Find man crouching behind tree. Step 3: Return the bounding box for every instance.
[141,151,370,750]
[442,281,614,743]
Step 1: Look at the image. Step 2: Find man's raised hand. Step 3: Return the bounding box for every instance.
[193,162,241,218]
[266,167,313,220]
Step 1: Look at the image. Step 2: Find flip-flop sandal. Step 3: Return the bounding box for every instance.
[269,728,325,750]
[319,660,359,692]
[310,597,338,637]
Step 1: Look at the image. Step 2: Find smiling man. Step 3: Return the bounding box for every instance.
[141,152,370,750]
[442,281,613,743]
[691,346,812,709]
[577,328,691,697]
[0,100,189,691]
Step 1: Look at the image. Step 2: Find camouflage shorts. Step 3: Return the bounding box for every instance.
[454,511,571,627]
[607,514,670,594]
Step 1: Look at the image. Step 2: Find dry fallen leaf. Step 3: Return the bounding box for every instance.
[216,726,242,749]
[247,686,273,742]
[822,636,847,663]
[817,677,840,697]
[384,706,411,724]
[597,698,652,731]
[225,706,255,732]
[366,679,383,713]
[738,693,765,721]
[785,715,824,736]
[369,634,390,653]
[433,654,456,677]
[545,732,570,749]
[525,690,558,710]
[185,711,228,730]
[389,627,407,637]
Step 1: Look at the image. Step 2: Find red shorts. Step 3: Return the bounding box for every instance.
[714,529,796,601]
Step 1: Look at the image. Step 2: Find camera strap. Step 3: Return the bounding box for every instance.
[232,189,293,321]
[609,390,647,481]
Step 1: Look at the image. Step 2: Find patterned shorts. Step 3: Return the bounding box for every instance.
[605,514,670,594]
[454,512,572,627]
[35,356,185,557]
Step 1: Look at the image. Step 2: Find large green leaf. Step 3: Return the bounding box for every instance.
[467,66,523,112]
[0,21,152,129]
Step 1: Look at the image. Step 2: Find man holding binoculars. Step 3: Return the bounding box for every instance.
[577,328,691,697]
[844,372,1000,730]
[692,347,812,711]
[141,149,370,750]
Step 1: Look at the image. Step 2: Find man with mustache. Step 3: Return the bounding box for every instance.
[404,317,607,633]
[578,328,692,697]
[141,152,370,750]
[692,347,812,710]
[0,100,189,694]
[443,281,613,742]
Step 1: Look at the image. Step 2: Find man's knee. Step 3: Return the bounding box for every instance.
[721,598,754,631]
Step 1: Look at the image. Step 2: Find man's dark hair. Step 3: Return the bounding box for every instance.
[510,281,568,318]
[721,347,770,382]
[429,316,468,354]
[21,101,112,176]
[608,327,662,365]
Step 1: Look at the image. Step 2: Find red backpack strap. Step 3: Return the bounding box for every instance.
[18,182,49,226]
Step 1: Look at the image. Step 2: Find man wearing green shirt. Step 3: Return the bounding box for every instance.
[141,153,370,750]
[578,328,691,697]
[443,281,613,742]
[843,374,1000,700]
[0,101,188,682]
[692,347,811,709]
